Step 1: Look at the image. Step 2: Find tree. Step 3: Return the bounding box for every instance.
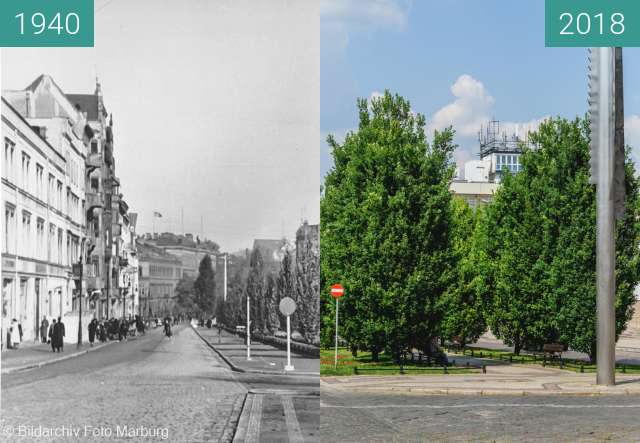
[440,198,487,346]
[246,248,265,333]
[277,248,295,332]
[194,255,216,316]
[483,116,640,359]
[294,222,320,344]
[175,275,197,314]
[321,90,457,360]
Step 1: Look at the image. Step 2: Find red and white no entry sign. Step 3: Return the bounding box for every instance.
[331,283,344,298]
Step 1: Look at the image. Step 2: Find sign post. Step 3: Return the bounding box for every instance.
[279,297,297,371]
[331,284,344,369]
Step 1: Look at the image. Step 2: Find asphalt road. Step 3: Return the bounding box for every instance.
[1,325,319,442]
[321,389,640,442]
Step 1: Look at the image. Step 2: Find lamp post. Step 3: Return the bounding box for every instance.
[73,258,83,349]
[246,293,251,361]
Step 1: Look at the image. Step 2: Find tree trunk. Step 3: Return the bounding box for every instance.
[350,344,358,358]
[371,349,379,362]
[514,336,521,356]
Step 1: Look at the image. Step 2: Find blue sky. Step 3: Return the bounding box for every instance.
[321,0,640,179]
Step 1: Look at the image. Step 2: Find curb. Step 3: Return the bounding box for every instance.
[232,393,254,443]
[1,340,116,374]
[191,325,320,377]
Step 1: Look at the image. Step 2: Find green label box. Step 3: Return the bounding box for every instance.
[546,0,640,47]
[0,0,94,47]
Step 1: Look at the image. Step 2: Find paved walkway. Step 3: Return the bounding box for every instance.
[1,340,113,374]
[322,363,640,396]
[195,326,320,375]
[470,331,640,364]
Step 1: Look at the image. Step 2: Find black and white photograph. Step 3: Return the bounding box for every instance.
[0,1,320,441]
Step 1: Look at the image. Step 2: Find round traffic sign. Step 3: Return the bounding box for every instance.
[279,297,297,316]
[331,283,344,298]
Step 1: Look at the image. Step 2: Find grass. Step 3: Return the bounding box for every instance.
[451,346,640,374]
[320,347,477,377]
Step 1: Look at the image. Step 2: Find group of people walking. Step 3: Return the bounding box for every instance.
[38,316,65,352]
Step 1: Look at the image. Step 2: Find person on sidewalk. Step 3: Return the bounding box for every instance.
[53,317,65,352]
[88,318,98,346]
[48,319,56,351]
[163,317,172,339]
[9,318,20,349]
[40,316,49,344]
[119,318,128,342]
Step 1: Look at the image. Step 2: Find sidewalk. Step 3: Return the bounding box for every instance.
[470,331,640,365]
[321,363,640,396]
[1,340,114,374]
[193,326,319,376]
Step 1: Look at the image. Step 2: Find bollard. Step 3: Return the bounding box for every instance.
[479,351,483,358]
[509,355,513,363]
[466,361,470,368]
[482,365,487,374]
[452,359,456,366]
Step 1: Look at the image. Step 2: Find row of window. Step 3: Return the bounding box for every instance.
[3,204,81,266]
[495,154,521,173]
[4,138,87,222]
[149,265,176,277]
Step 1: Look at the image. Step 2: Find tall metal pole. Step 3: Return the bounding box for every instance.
[334,298,339,369]
[223,254,227,302]
[246,294,251,360]
[77,258,83,349]
[594,47,616,386]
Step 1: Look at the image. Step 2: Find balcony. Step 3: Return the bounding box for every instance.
[86,192,104,222]
[85,152,102,173]
[86,275,103,290]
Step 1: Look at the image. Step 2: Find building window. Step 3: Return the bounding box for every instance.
[4,205,15,255]
[21,152,31,192]
[91,140,99,154]
[58,229,63,265]
[36,218,45,260]
[3,138,15,182]
[56,180,63,211]
[49,224,55,263]
[36,164,44,200]
[22,211,31,257]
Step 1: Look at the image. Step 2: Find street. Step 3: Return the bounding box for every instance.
[320,389,640,442]
[0,325,319,442]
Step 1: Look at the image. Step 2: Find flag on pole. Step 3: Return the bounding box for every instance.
[153,212,162,218]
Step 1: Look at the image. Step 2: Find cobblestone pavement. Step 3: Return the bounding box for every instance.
[1,326,246,442]
[320,388,640,442]
[195,327,320,442]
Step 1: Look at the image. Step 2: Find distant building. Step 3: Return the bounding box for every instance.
[137,240,182,317]
[451,120,530,208]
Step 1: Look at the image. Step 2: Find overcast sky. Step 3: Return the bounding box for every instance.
[2,0,319,252]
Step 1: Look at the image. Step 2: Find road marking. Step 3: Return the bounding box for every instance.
[245,394,263,442]
[282,395,304,443]
[320,402,640,409]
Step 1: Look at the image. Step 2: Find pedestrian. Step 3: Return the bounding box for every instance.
[48,319,56,351]
[40,316,49,343]
[9,318,20,349]
[119,318,128,341]
[88,318,98,346]
[98,322,107,342]
[136,315,145,335]
[53,316,65,352]
[164,316,172,339]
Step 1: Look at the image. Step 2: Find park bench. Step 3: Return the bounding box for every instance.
[542,343,565,366]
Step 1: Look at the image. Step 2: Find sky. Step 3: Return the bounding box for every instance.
[321,0,640,179]
[1,0,320,252]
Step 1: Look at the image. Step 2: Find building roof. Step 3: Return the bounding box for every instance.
[66,94,106,121]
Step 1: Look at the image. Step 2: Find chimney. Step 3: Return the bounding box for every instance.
[25,91,34,118]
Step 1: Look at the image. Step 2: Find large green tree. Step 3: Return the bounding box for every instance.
[440,198,487,346]
[321,90,457,360]
[483,116,640,359]
[246,248,266,333]
[175,274,197,314]
[194,255,216,316]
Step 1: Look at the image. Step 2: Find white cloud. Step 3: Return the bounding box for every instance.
[321,0,411,30]
[428,74,547,141]
[428,75,495,137]
[321,0,412,51]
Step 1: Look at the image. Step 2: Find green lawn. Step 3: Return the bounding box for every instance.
[320,348,476,377]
